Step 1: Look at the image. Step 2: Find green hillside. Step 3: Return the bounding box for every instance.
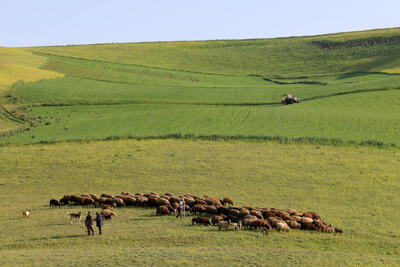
[28,28,400,76]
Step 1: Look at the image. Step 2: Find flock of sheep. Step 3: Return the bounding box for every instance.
[50,192,343,234]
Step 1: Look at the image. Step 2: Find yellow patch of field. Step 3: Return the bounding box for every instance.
[0,117,17,132]
[381,67,400,74]
[0,47,64,94]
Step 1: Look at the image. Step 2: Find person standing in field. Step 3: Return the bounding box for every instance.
[176,196,184,219]
[95,212,103,235]
[85,211,95,236]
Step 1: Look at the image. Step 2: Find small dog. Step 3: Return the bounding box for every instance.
[22,210,32,218]
[67,212,82,224]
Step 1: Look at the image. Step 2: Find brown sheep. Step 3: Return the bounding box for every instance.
[50,199,61,208]
[204,196,222,206]
[113,198,125,207]
[156,205,171,216]
[157,198,171,207]
[229,209,240,217]
[81,197,95,207]
[123,196,136,206]
[217,206,230,215]
[276,221,290,232]
[60,195,70,205]
[69,195,82,205]
[96,197,107,204]
[191,204,206,215]
[89,194,99,201]
[222,197,233,206]
[238,208,250,218]
[136,196,148,206]
[301,222,316,231]
[287,220,301,229]
[212,215,224,225]
[250,210,263,219]
[301,217,313,224]
[262,209,276,218]
[101,193,113,199]
[103,198,115,205]
[101,209,116,218]
[194,199,208,206]
[243,215,258,221]
[204,205,217,215]
[192,217,211,226]
[147,196,159,207]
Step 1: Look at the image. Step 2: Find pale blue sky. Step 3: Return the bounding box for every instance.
[1,0,399,47]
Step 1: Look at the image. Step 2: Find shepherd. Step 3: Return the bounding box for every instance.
[176,196,185,219]
[95,212,104,235]
[85,211,95,236]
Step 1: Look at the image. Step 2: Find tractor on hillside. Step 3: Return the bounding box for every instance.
[281,94,300,105]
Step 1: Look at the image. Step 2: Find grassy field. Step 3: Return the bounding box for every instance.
[0,139,399,266]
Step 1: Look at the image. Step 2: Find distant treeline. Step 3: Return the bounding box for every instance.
[312,36,400,49]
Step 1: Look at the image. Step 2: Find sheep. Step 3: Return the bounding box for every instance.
[204,205,217,215]
[50,199,61,208]
[300,222,316,231]
[212,215,224,225]
[243,215,258,221]
[89,194,99,201]
[81,197,95,207]
[218,220,230,231]
[250,210,263,219]
[238,208,250,218]
[192,217,211,226]
[69,195,82,205]
[191,204,206,215]
[147,196,159,207]
[103,198,115,205]
[101,193,113,199]
[135,196,148,207]
[217,206,230,215]
[60,195,70,206]
[287,220,301,229]
[157,198,171,207]
[123,196,136,206]
[156,205,171,216]
[228,208,240,217]
[222,197,233,206]
[113,198,125,207]
[301,217,313,224]
[276,221,290,232]
[101,209,116,219]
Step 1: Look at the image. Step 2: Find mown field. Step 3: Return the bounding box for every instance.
[0,28,400,266]
[1,140,400,266]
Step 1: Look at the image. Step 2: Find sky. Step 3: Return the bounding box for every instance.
[1,0,399,47]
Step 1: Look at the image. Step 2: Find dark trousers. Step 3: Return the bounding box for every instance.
[87,224,95,236]
[97,225,102,235]
[176,207,183,218]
